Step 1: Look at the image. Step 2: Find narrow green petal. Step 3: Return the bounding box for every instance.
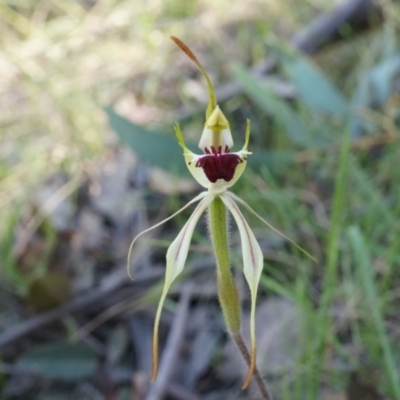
[225,119,251,188]
[152,193,214,381]
[226,192,317,263]
[243,119,251,151]
[174,121,188,151]
[220,193,263,388]
[127,191,208,279]
[174,123,210,188]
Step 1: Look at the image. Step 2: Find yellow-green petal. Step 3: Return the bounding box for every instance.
[174,123,210,188]
[198,106,233,151]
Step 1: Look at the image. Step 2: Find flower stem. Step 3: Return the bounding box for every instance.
[209,197,241,333]
[208,197,273,400]
[233,334,274,400]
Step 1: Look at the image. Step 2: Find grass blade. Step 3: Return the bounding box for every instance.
[348,226,400,399]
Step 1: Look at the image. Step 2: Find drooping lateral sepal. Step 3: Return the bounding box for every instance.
[220,192,264,389]
[226,191,317,263]
[151,193,214,381]
[127,191,209,279]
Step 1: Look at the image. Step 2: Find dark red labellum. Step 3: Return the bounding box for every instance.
[195,146,243,183]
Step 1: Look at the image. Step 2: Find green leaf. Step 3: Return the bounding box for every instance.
[17,342,97,380]
[351,54,400,137]
[350,72,375,137]
[268,42,349,118]
[231,64,309,146]
[369,54,400,106]
[106,107,193,176]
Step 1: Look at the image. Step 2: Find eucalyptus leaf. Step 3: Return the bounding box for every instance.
[106,107,193,176]
[268,42,349,118]
[369,54,400,106]
[351,53,400,137]
[232,64,310,146]
[17,342,97,380]
[351,73,376,137]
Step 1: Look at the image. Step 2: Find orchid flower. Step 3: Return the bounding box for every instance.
[128,37,314,393]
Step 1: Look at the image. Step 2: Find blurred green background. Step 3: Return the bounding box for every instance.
[1,0,400,399]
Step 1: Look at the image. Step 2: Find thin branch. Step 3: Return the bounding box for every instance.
[178,0,379,120]
[233,333,274,400]
[0,269,160,351]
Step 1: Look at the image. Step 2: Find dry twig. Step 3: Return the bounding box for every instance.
[178,0,379,120]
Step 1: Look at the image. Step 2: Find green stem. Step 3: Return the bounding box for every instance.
[209,197,241,333]
[208,197,273,400]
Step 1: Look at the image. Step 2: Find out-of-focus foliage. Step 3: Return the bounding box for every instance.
[2,0,400,399]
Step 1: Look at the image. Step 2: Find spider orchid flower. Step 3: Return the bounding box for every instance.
[128,37,314,391]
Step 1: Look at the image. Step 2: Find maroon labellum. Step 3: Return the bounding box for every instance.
[195,146,243,183]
